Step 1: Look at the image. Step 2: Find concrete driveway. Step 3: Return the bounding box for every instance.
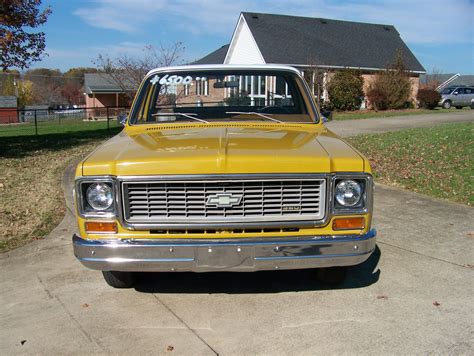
[1,113,473,354]
[326,110,474,137]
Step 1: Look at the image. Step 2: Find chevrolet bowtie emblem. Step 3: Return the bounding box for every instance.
[206,193,243,208]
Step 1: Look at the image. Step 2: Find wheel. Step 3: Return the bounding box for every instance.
[455,106,463,109]
[442,100,451,109]
[316,266,347,285]
[102,271,135,288]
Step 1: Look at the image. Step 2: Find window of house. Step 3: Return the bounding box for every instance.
[259,76,265,95]
[196,78,209,96]
[275,77,286,95]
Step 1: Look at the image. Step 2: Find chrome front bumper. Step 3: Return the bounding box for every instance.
[73,229,376,272]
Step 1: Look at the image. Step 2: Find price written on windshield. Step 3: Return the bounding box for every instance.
[149,75,207,86]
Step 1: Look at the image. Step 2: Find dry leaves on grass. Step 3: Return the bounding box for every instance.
[0,139,111,252]
[349,122,473,206]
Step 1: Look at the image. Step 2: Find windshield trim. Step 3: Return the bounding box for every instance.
[127,66,321,127]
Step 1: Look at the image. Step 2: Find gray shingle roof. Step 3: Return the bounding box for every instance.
[193,44,229,65]
[242,12,425,72]
[194,12,425,73]
[84,73,135,94]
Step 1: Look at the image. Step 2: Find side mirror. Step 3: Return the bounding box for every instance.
[321,110,333,123]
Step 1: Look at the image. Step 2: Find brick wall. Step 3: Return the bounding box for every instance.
[85,93,130,119]
[176,79,225,106]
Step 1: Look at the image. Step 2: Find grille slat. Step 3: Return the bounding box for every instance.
[122,178,325,224]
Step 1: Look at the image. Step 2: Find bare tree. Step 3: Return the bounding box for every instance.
[94,42,185,100]
[303,57,325,103]
[421,68,444,90]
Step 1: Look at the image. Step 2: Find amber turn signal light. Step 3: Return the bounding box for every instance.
[332,217,365,230]
[85,221,118,234]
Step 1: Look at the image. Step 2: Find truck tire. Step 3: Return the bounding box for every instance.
[102,271,135,288]
[316,267,347,285]
[442,100,452,109]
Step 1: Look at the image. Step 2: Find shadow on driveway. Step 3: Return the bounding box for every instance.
[134,246,381,294]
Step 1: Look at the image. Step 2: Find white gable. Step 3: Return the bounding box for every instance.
[224,15,265,65]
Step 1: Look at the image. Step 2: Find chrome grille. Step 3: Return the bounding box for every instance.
[121,177,326,225]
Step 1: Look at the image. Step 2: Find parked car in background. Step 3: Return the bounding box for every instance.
[72,64,376,288]
[439,86,474,109]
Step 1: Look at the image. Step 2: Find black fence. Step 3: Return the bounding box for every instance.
[0,106,130,137]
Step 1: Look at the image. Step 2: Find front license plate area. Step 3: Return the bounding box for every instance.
[196,245,254,269]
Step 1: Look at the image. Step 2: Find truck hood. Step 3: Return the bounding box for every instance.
[81,124,366,176]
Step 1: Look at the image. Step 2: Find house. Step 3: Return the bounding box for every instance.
[0,96,18,124]
[83,12,425,111]
[194,12,425,103]
[83,73,134,119]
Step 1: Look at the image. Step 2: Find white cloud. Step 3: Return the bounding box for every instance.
[90,41,148,55]
[38,42,151,70]
[74,0,167,32]
[74,0,473,45]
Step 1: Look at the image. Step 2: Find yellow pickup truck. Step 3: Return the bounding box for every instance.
[73,65,376,288]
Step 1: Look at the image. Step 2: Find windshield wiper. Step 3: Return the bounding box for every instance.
[151,112,209,123]
[225,111,283,123]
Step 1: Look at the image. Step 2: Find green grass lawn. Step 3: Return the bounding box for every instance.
[0,119,121,137]
[0,127,122,252]
[349,122,473,205]
[333,107,470,121]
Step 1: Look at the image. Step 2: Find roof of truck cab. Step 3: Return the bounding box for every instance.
[146,64,302,77]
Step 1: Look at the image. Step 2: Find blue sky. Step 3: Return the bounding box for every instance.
[34,0,473,74]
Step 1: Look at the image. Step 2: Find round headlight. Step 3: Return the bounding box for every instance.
[86,183,114,211]
[335,180,363,207]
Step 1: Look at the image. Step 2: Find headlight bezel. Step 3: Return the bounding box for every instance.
[75,176,117,218]
[332,174,373,215]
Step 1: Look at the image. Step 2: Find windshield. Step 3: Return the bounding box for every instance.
[130,69,318,125]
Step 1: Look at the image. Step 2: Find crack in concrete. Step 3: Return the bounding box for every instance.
[152,294,219,355]
[377,241,471,269]
[54,295,105,352]
[36,274,54,300]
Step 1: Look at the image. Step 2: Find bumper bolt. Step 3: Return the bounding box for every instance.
[169,247,173,253]
[208,248,212,253]
[354,245,358,250]
[274,246,280,252]
[237,247,242,252]
[91,250,95,255]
